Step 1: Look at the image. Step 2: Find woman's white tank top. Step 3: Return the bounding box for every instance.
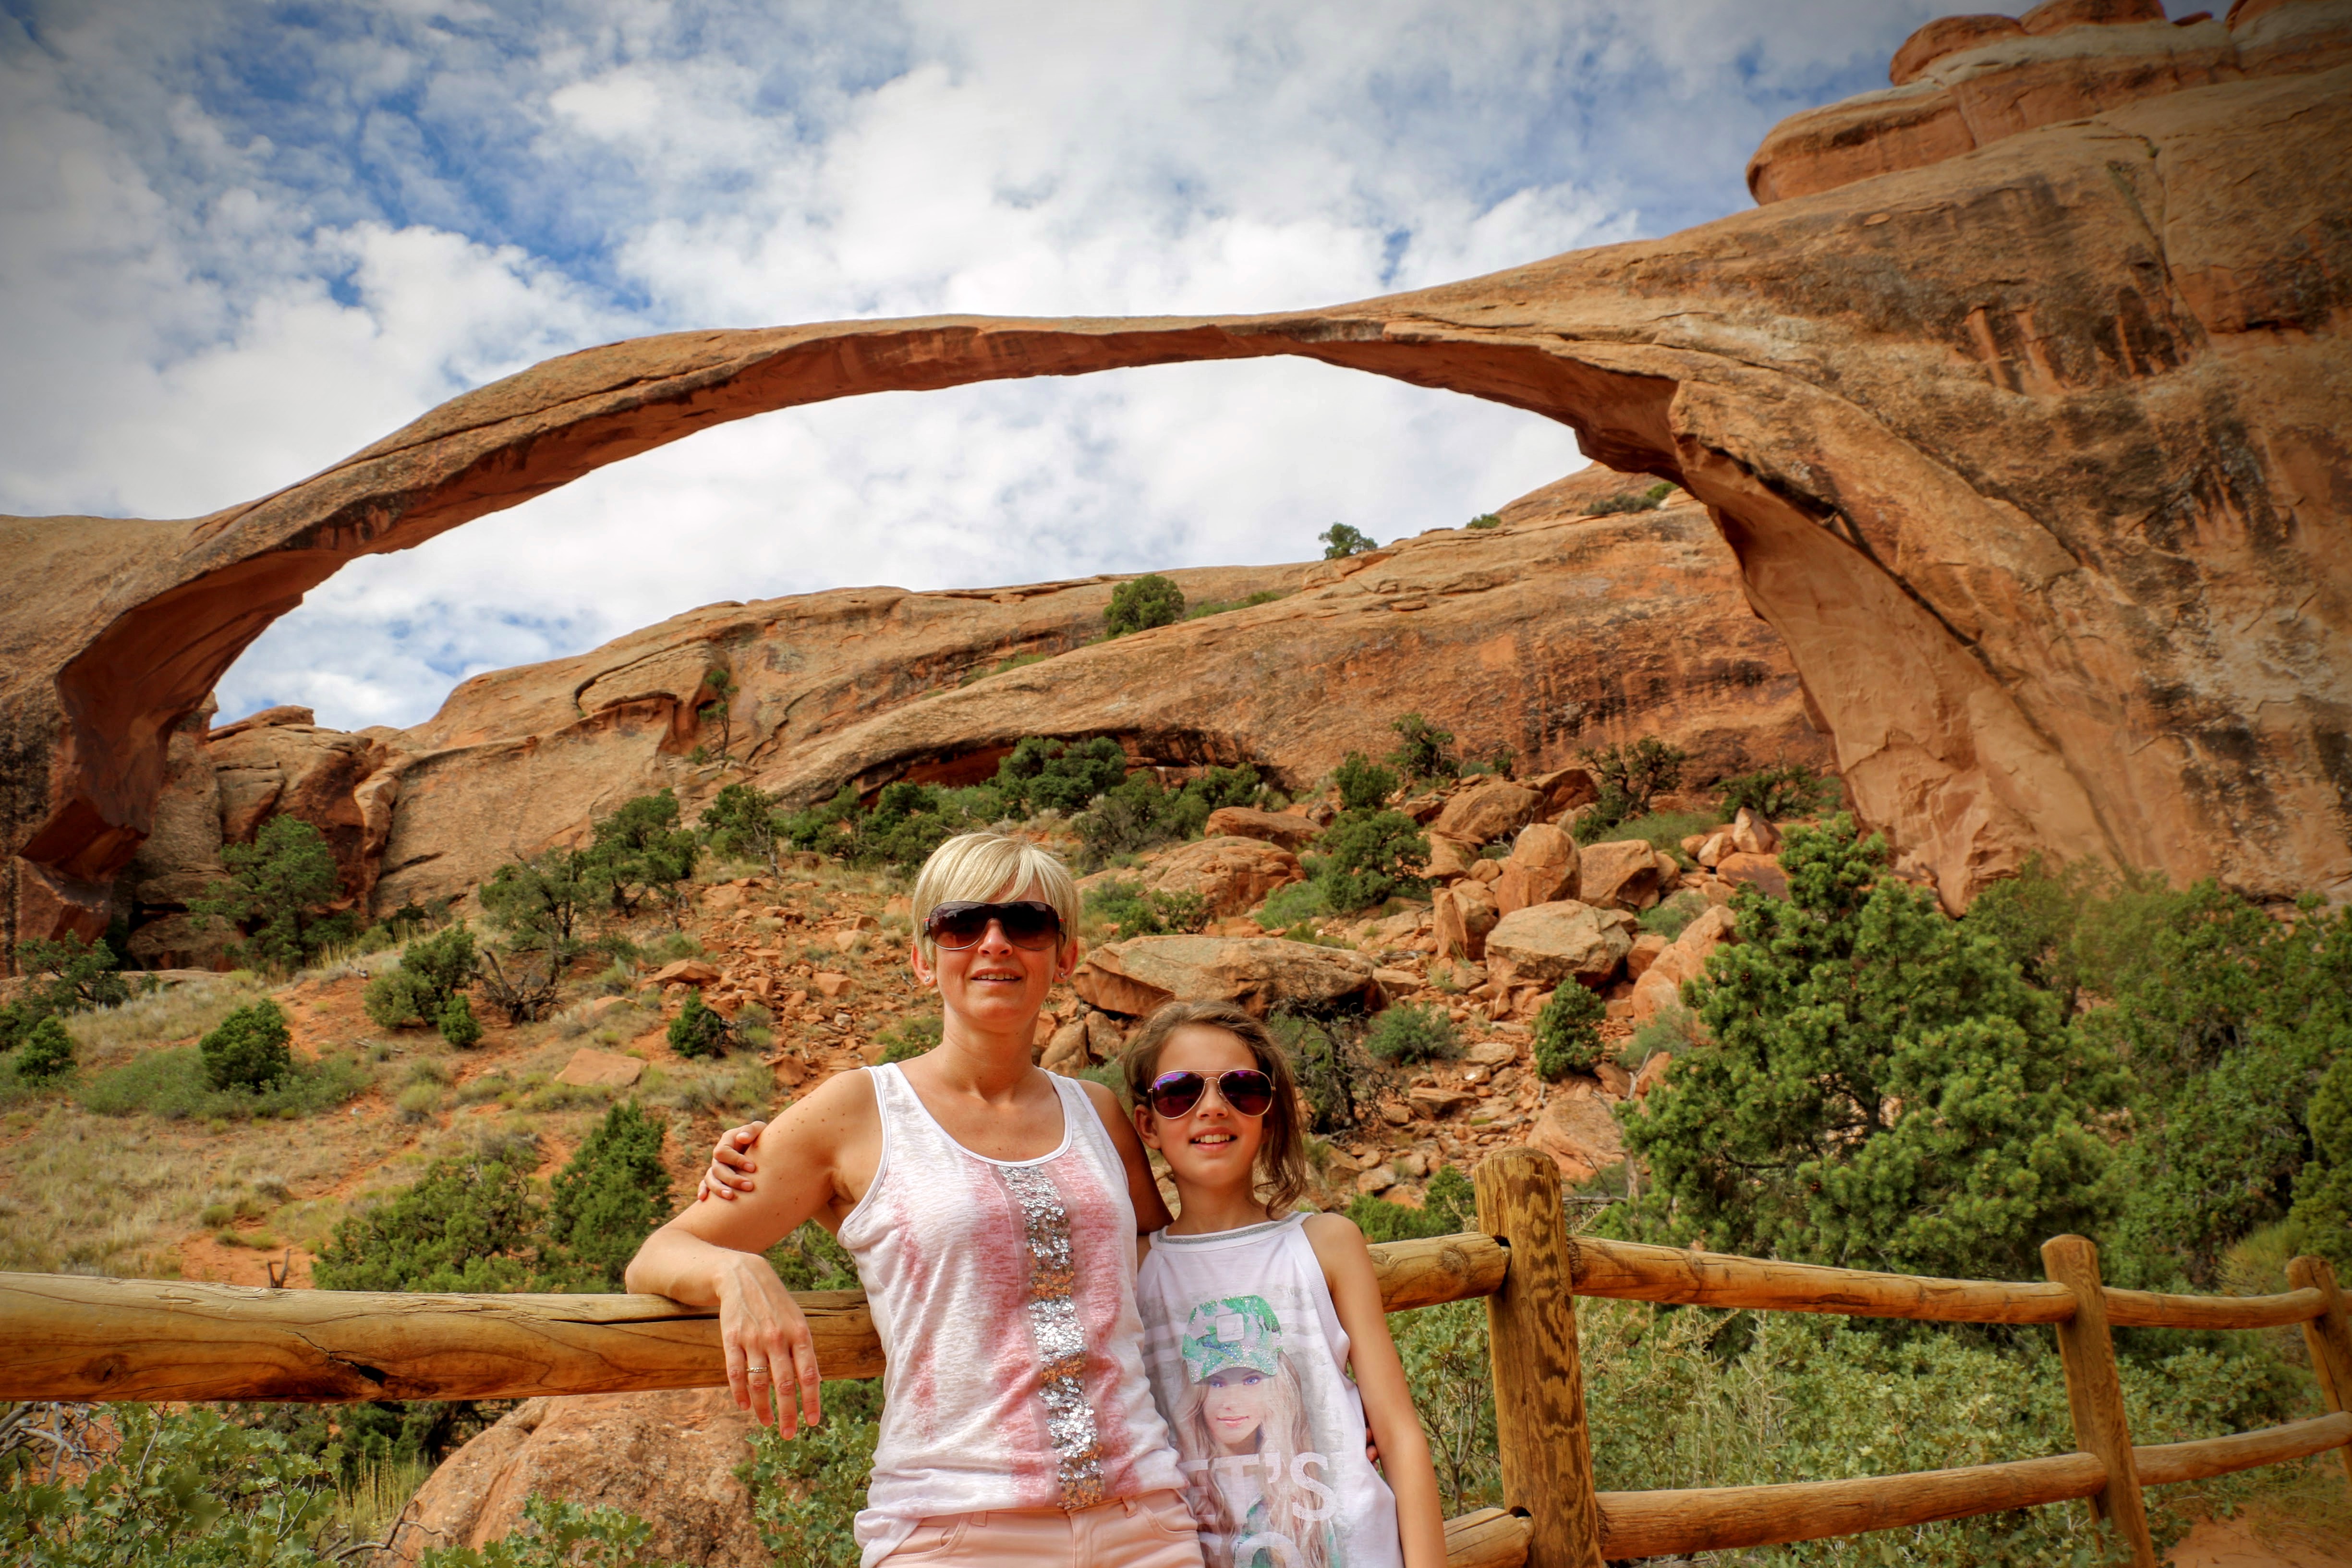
[836,1063,1186,1566]
[1136,1214,1403,1568]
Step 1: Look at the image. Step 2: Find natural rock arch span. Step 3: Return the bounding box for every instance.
[3,45,2347,946]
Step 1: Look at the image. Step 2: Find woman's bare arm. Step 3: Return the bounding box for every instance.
[1305,1212,1448,1568]
[626,1070,877,1434]
[1078,1077,1173,1235]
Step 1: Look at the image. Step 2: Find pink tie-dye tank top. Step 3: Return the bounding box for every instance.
[837,1064,1186,1567]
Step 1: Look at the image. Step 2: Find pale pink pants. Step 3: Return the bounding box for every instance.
[880,1488,1204,1568]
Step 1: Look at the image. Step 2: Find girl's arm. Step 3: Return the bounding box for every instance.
[626,1070,875,1435]
[1304,1213,1448,1568]
[1078,1077,1175,1235]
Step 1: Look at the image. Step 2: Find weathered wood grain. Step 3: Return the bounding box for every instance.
[2104,1285,2323,1331]
[0,1235,1506,1404]
[2135,1412,2352,1486]
[1477,1148,1604,1568]
[1593,1453,2108,1557]
[1371,1232,1509,1312]
[1567,1235,2076,1323]
[2288,1256,2352,1497]
[2044,1235,2157,1568]
[1442,1507,1532,1568]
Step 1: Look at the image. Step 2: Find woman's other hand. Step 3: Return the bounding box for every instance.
[717,1250,823,1434]
[698,1120,767,1203]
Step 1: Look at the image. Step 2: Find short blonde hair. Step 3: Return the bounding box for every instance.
[909,831,1080,965]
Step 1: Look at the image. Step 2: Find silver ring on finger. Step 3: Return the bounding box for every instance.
[747,1365,770,1376]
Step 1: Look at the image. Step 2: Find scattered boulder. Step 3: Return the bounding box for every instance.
[1483,900,1637,989]
[1494,823,1579,915]
[1696,830,1734,869]
[553,1049,644,1089]
[1467,858,1503,885]
[1083,835,1303,919]
[1040,1020,1090,1073]
[1715,852,1790,900]
[1409,1085,1480,1118]
[1431,781,1540,848]
[1434,882,1501,962]
[1424,833,1479,881]
[396,1389,764,1567]
[1730,808,1779,856]
[1577,839,1666,912]
[1630,904,1740,1024]
[1204,807,1322,850]
[650,960,720,986]
[1526,1080,1625,1182]
[1072,936,1381,1018]
[1526,768,1599,821]
[1085,1010,1126,1061]
[1625,932,1670,980]
[813,971,853,999]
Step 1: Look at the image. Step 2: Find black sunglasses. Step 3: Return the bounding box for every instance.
[1146,1068,1276,1119]
[924,899,1064,950]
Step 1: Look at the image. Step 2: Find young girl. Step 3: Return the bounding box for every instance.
[1124,1000,1446,1568]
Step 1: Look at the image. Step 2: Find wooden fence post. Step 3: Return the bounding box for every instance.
[2041,1235,2157,1568]
[2285,1255,2352,1498]
[1475,1148,1604,1568]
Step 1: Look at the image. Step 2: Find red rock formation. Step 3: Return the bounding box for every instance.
[2,12,2345,949]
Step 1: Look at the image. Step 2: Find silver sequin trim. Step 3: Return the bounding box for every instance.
[1000,1161,1107,1508]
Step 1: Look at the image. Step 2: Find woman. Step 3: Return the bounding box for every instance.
[625,830,1200,1568]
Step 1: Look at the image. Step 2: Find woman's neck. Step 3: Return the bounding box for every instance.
[923,1017,1041,1101]
[1164,1177,1274,1236]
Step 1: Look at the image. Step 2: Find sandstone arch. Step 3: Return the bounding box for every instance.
[4,34,2347,945]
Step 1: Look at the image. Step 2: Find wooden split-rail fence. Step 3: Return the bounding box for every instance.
[7,1147,2352,1566]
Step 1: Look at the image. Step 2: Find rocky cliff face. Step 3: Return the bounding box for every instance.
[116,471,1821,951]
[5,0,2347,955]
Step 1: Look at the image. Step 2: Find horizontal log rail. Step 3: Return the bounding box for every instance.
[0,1233,1505,1405]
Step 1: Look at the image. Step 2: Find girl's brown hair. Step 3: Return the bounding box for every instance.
[1122,1000,1308,1216]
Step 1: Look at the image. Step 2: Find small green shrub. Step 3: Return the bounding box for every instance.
[200,999,294,1091]
[1364,1001,1459,1065]
[1465,512,1502,530]
[1576,737,1689,836]
[767,1218,860,1291]
[994,736,1132,815]
[1331,751,1399,811]
[1270,1011,1371,1132]
[80,1044,371,1120]
[16,1015,75,1079]
[1347,1165,1473,1241]
[668,993,731,1059]
[1086,878,1213,940]
[1639,890,1708,939]
[314,1138,545,1293]
[188,812,354,969]
[1255,879,1333,930]
[1319,523,1377,559]
[1319,809,1428,912]
[0,932,129,1052]
[1185,589,1286,619]
[421,1494,689,1568]
[397,1082,442,1123]
[1104,573,1186,636]
[744,1379,885,1568]
[959,650,1051,686]
[1717,761,1839,819]
[1606,809,1720,862]
[1532,983,1607,1080]
[875,1013,944,1064]
[546,1101,675,1290]
[1387,713,1459,784]
[364,924,478,1030]
[1588,480,1674,515]
[437,993,484,1048]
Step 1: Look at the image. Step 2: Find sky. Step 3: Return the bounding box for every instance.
[0,0,1973,732]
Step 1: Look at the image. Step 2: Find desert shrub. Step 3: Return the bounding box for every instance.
[1465,512,1502,530]
[1718,761,1838,818]
[421,1493,688,1568]
[1255,879,1332,930]
[1395,1298,1503,1515]
[80,1043,370,1121]
[1607,817,2128,1281]
[1627,1001,1707,1070]
[315,1139,544,1294]
[189,813,352,969]
[1532,982,1607,1081]
[1331,750,1399,811]
[200,999,294,1092]
[1085,878,1212,941]
[743,1379,885,1568]
[994,735,1131,815]
[1268,1012,1369,1133]
[874,1013,943,1065]
[437,993,484,1048]
[1317,809,1427,912]
[1588,480,1674,515]
[1104,573,1185,636]
[363,924,477,1030]
[1319,522,1377,559]
[1073,772,1207,863]
[1185,589,1285,619]
[15,1016,75,1080]
[1639,890,1707,939]
[545,1101,675,1290]
[668,993,732,1059]
[1364,1000,1458,1065]
[1604,809,1720,862]
[960,650,1051,686]
[766,1218,861,1291]
[1386,713,1458,784]
[586,789,702,924]
[396,1082,441,1123]
[1576,737,1688,836]
[1347,1165,1473,1242]
[0,933,129,1052]
[479,847,597,959]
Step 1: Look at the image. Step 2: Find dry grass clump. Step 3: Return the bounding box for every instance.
[0,1106,209,1275]
[64,974,269,1059]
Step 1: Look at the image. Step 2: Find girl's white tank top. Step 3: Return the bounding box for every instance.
[1136,1214,1403,1568]
[835,1063,1185,1567]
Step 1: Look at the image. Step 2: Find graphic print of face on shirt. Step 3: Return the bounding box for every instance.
[1176,1297,1337,1568]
